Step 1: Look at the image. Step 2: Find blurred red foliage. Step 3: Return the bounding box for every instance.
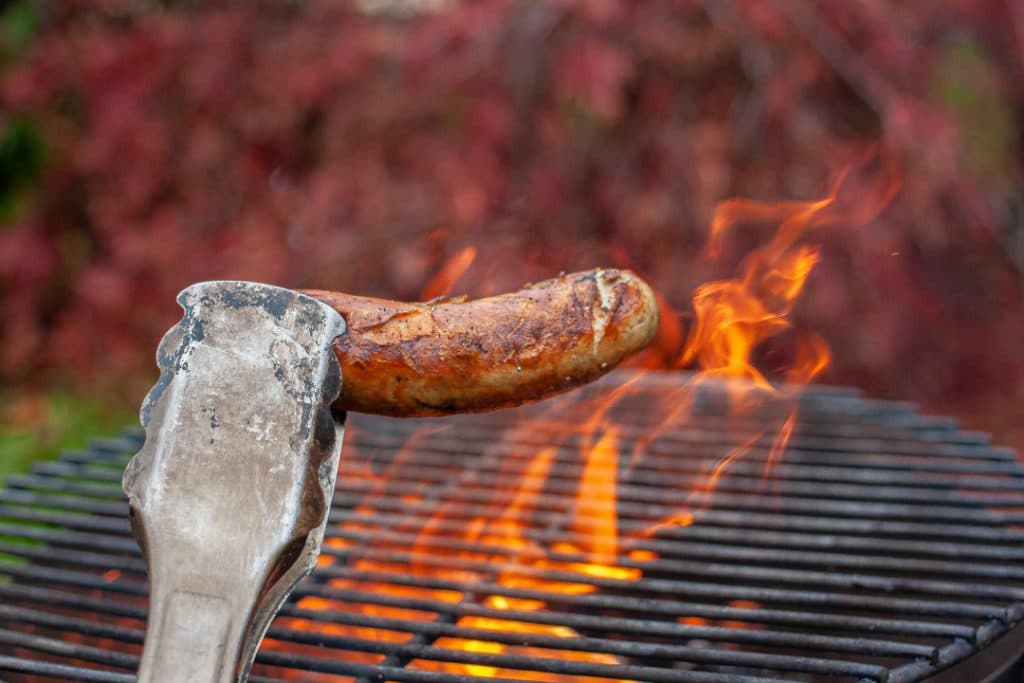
[2,0,1023,444]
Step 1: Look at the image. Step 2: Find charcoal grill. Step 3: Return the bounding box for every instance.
[1,370,1024,682]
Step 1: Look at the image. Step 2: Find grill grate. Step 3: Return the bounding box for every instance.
[1,370,1024,682]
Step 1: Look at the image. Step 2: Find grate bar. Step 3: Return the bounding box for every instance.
[3,505,1021,614]
[3,529,1009,624]
[2,507,1015,602]
[0,564,147,597]
[0,523,140,555]
[17,450,1024,518]
[0,606,144,644]
[0,628,137,671]
[332,486,1015,526]
[3,475,123,499]
[14,433,1024,500]
[333,456,1024,510]
[477,410,987,441]
[312,567,1011,620]
[0,570,980,643]
[0,542,146,574]
[16,454,1013,530]
[4,471,1019,565]
[352,429,1017,463]
[298,581,985,639]
[0,595,938,662]
[0,657,135,683]
[0,484,1016,553]
[0,585,146,621]
[267,623,893,679]
[59,434,1022,482]
[278,605,938,659]
[6,475,1015,561]
[0,490,127,517]
[0,505,131,536]
[330,523,1024,581]
[0,596,940,668]
[254,647,811,683]
[339,442,1022,489]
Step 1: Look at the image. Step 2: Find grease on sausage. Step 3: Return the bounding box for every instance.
[303,268,658,416]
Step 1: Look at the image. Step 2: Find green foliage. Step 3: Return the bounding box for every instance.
[1,0,36,55]
[0,118,46,220]
[931,39,1017,188]
[0,392,134,484]
[0,1,43,221]
[3,1,35,52]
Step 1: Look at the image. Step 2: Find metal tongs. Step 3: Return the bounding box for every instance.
[123,282,346,683]
[121,268,659,681]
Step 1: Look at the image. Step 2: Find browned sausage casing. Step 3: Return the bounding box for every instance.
[303,268,658,417]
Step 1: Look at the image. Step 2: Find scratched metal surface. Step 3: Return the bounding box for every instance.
[122,281,346,683]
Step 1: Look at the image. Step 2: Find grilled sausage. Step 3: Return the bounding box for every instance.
[304,268,658,416]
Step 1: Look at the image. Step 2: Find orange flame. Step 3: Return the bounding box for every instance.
[763,412,797,485]
[633,149,901,539]
[277,151,900,683]
[482,445,558,550]
[564,425,621,564]
[684,150,900,382]
[680,205,827,386]
[420,246,477,300]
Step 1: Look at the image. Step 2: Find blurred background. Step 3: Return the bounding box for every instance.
[2,0,1024,476]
